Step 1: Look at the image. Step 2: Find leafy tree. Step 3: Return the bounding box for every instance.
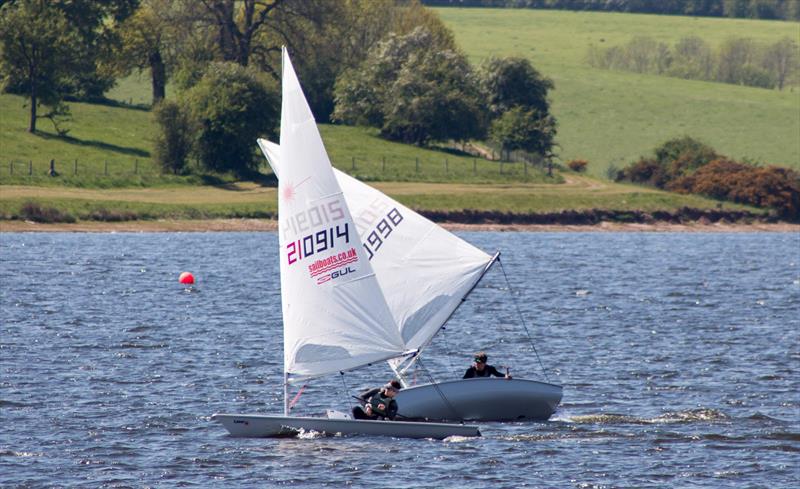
[762,37,799,90]
[184,62,278,176]
[54,0,139,99]
[716,37,758,85]
[655,136,719,168]
[489,106,557,160]
[478,55,557,160]
[0,0,81,133]
[669,36,714,80]
[153,100,193,174]
[1,0,139,100]
[479,56,553,118]
[334,26,483,145]
[619,136,720,187]
[382,49,484,145]
[263,0,456,121]
[196,0,284,68]
[115,0,178,104]
[423,0,798,20]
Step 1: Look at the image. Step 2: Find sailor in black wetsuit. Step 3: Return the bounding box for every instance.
[352,380,401,420]
[463,352,511,379]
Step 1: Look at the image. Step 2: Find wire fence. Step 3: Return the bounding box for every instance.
[3,158,158,177]
[1,152,557,182]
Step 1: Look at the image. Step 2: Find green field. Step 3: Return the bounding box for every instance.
[0,176,762,222]
[0,93,557,186]
[435,7,800,176]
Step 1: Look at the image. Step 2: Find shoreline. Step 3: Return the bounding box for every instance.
[1,218,798,233]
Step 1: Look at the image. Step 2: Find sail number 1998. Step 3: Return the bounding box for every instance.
[363,208,403,260]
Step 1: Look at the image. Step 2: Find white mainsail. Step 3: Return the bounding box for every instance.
[261,135,494,375]
[277,48,406,382]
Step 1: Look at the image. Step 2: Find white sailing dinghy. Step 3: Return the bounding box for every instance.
[255,80,562,423]
[212,48,480,439]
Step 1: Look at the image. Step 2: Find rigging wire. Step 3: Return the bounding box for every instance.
[440,326,457,374]
[339,371,354,413]
[416,358,462,423]
[498,257,550,382]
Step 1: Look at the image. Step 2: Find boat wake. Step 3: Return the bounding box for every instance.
[554,408,731,425]
[295,428,328,440]
[443,435,474,443]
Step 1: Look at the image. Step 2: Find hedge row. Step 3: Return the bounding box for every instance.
[616,137,799,220]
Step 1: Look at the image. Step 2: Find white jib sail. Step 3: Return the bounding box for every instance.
[260,136,493,374]
[277,48,406,381]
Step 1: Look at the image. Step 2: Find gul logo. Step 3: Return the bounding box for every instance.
[316,266,357,285]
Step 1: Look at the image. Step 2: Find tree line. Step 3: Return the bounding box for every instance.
[587,35,799,90]
[0,0,558,178]
[421,0,800,21]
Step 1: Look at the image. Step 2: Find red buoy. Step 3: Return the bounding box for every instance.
[179,272,195,285]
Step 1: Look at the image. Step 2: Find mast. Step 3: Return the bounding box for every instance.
[283,371,289,416]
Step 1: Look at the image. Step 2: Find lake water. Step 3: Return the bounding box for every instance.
[1,232,798,488]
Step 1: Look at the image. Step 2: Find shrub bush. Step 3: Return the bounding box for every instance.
[655,136,719,167]
[668,159,800,220]
[618,158,667,187]
[185,62,279,177]
[153,100,193,175]
[18,202,76,223]
[86,208,139,222]
[567,159,588,172]
[620,138,799,220]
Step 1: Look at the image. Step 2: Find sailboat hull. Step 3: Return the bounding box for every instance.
[395,378,562,421]
[211,414,480,439]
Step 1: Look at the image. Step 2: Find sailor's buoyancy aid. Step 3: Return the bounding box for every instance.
[368,392,392,417]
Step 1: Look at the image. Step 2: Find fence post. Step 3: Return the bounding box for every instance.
[104,160,108,176]
[74,159,78,175]
[382,156,386,172]
[49,159,56,176]
[415,157,419,173]
[29,160,32,176]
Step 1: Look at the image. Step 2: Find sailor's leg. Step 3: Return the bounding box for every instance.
[352,406,369,420]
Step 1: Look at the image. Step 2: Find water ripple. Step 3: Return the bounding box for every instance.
[2,232,798,488]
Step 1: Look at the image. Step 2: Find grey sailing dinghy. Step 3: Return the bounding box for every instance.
[211,48,479,440]
[255,85,562,424]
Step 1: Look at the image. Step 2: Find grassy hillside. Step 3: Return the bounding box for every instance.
[434,8,800,176]
[0,93,554,186]
[0,177,762,222]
